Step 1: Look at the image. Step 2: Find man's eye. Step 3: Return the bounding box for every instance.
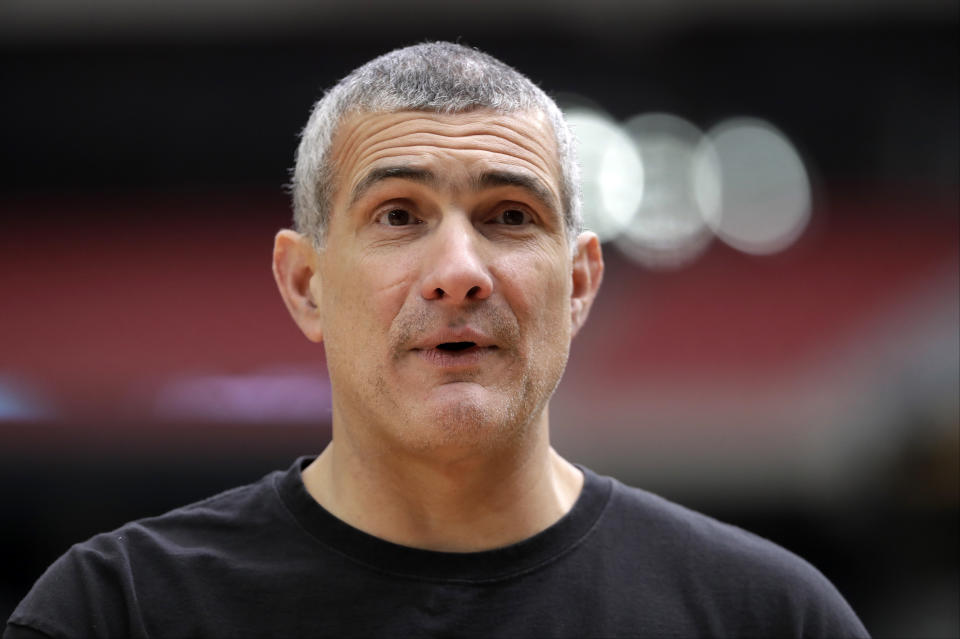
[378,208,418,226]
[492,209,531,226]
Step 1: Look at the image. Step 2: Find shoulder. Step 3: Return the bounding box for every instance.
[610,479,811,576]
[6,466,289,639]
[586,470,869,637]
[76,465,286,565]
[602,475,814,577]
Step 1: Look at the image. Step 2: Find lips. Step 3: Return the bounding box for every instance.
[411,327,497,352]
[410,329,499,368]
[415,345,496,369]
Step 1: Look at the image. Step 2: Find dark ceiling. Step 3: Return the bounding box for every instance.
[1,15,956,207]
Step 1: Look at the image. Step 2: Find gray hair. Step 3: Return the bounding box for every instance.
[291,41,582,246]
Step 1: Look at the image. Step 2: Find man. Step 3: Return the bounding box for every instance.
[6,42,868,638]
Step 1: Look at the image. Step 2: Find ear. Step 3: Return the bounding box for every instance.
[273,229,324,343]
[570,232,604,338]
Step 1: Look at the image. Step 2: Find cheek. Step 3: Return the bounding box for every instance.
[323,255,416,345]
[496,252,572,340]
[366,257,420,327]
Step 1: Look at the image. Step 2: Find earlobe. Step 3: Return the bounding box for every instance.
[273,229,324,343]
[570,232,604,338]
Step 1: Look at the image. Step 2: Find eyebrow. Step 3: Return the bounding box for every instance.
[348,164,559,214]
[348,166,438,208]
[472,170,559,214]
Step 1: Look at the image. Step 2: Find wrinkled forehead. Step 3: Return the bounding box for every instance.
[326,108,564,205]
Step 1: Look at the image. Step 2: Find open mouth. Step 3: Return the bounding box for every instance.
[417,340,497,367]
[435,341,477,352]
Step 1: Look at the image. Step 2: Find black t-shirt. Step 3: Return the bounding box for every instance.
[6,458,868,638]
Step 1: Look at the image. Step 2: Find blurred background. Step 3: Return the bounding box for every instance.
[1,0,957,636]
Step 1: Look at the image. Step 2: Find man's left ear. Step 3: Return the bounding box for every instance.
[570,232,604,337]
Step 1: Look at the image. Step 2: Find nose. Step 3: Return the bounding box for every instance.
[420,218,493,304]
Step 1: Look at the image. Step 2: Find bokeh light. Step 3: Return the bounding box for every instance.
[695,118,812,255]
[565,106,813,267]
[615,113,714,269]
[564,107,643,243]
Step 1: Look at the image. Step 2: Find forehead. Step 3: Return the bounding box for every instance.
[328,109,563,208]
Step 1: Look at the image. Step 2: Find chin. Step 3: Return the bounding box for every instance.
[394,393,519,457]
[434,398,493,432]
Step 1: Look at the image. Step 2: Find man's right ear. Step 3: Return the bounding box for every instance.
[273,229,324,343]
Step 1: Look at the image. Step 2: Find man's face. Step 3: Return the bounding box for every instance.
[307,109,586,459]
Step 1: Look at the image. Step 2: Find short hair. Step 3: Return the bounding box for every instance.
[291,41,582,246]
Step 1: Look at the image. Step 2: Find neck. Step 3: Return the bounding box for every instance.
[301,413,583,552]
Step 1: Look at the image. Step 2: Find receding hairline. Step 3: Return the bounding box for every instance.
[291,41,583,247]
